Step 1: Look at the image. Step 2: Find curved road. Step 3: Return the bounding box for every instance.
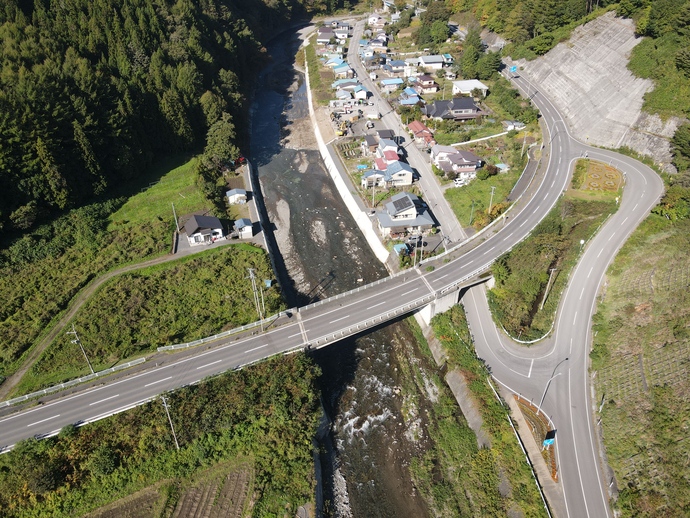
[465,70,664,517]
[0,35,664,518]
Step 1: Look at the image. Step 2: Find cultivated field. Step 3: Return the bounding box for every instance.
[591,214,690,516]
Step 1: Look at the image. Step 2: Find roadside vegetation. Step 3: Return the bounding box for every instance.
[488,159,621,341]
[590,171,690,516]
[0,154,218,388]
[408,307,547,516]
[0,354,320,518]
[14,244,282,396]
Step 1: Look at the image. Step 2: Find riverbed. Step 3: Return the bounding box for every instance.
[249,28,432,517]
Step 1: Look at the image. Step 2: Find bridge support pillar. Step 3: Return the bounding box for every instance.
[418,290,461,326]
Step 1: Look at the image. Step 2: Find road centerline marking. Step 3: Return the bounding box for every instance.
[27,415,60,427]
[89,394,120,406]
[144,376,172,388]
[329,315,350,324]
[196,360,222,370]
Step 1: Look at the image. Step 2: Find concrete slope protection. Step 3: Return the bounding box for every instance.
[509,11,682,172]
[466,70,664,518]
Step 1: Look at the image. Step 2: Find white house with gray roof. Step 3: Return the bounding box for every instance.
[377,192,434,237]
[185,215,224,246]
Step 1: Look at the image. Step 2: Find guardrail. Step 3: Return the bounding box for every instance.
[2,358,146,407]
[157,311,294,351]
[305,292,436,349]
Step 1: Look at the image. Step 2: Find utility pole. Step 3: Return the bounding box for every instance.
[488,186,496,216]
[469,199,475,226]
[171,203,180,232]
[67,324,94,375]
[540,268,557,310]
[160,396,180,451]
[247,268,264,331]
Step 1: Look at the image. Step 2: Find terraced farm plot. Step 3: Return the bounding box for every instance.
[172,465,253,518]
[85,486,165,518]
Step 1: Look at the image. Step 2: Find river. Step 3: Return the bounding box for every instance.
[249,27,432,517]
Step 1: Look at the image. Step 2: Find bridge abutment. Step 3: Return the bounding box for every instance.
[418,290,461,326]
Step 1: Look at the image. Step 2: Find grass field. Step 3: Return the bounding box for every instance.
[14,244,282,395]
[591,215,690,516]
[424,307,548,516]
[108,157,210,231]
[445,168,522,228]
[0,154,213,389]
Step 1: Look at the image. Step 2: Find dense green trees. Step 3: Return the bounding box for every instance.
[0,0,353,236]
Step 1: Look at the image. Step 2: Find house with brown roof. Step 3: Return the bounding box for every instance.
[407,121,436,147]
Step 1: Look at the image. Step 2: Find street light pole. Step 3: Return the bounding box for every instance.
[537,357,569,415]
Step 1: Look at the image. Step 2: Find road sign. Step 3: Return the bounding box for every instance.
[510,66,517,73]
[543,429,556,447]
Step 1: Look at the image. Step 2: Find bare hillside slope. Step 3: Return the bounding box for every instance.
[509,11,684,172]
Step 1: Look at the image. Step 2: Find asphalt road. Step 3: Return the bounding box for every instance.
[465,71,664,517]
[0,24,665,518]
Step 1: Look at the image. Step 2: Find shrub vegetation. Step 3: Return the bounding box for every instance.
[15,244,283,394]
[0,354,321,517]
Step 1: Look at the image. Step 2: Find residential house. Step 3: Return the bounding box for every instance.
[234,218,253,239]
[325,57,345,68]
[331,78,359,90]
[377,192,435,237]
[335,89,352,100]
[377,129,395,141]
[407,121,436,147]
[369,37,388,52]
[403,57,419,77]
[361,134,378,155]
[380,77,404,93]
[414,74,439,94]
[382,59,405,76]
[353,85,369,101]
[184,215,224,246]
[333,63,353,79]
[316,27,334,45]
[441,53,454,65]
[502,120,526,131]
[361,161,413,189]
[452,79,489,97]
[377,138,398,157]
[430,145,482,182]
[418,55,445,71]
[334,27,350,41]
[421,97,481,121]
[399,87,421,106]
[226,188,247,205]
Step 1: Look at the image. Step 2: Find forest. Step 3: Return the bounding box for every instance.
[0,0,348,237]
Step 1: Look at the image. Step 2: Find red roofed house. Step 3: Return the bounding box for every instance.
[407,120,436,148]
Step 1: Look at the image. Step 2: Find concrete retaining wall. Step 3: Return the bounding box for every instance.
[302,40,390,265]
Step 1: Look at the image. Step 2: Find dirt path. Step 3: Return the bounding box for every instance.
[0,237,240,401]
